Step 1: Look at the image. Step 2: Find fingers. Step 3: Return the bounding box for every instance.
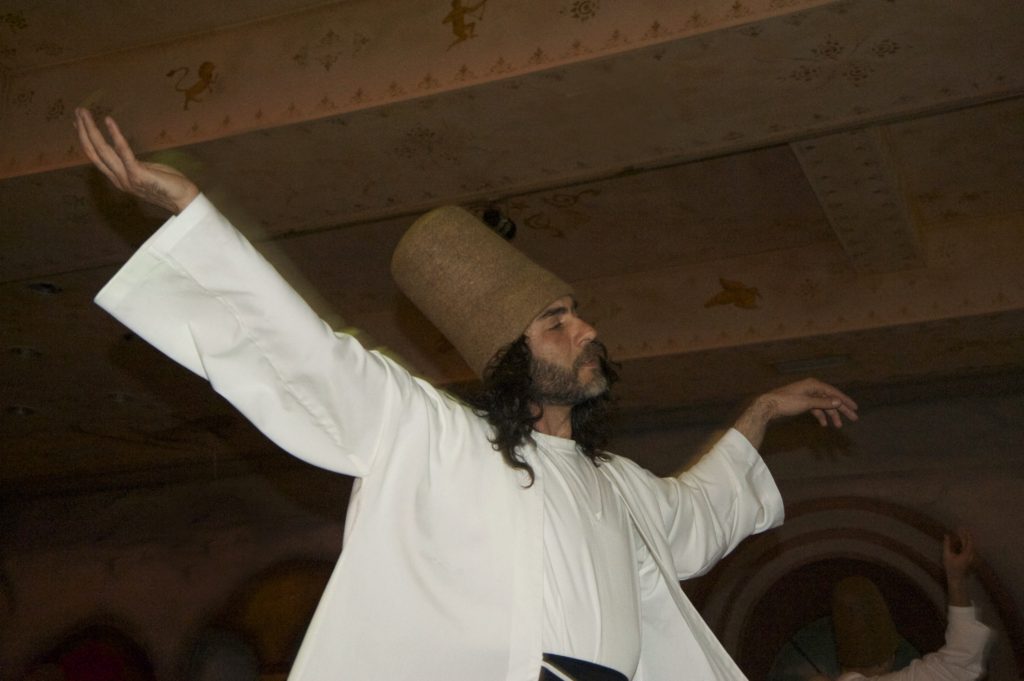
[811,407,827,427]
[75,108,129,190]
[105,116,143,182]
[958,529,975,560]
[822,406,843,428]
[797,379,858,427]
[74,109,102,167]
[827,407,842,428]
[835,401,859,424]
[947,528,971,553]
[944,529,976,565]
[814,380,859,413]
[809,405,842,428]
[805,396,857,427]
[75,108,117,183]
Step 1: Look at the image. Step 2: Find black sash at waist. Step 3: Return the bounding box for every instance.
[539,653,629,681]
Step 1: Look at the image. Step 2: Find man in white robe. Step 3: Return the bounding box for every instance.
[75,108,858,681]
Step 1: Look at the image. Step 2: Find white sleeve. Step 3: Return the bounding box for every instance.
[95,194,432,478]
[867,606,993,681]
[647,428,785,578]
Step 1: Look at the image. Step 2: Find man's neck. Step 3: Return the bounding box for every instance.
[532,402,573,439]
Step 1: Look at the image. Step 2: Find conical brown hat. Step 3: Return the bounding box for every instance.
[391,205,573,377]
[832,576,901,669]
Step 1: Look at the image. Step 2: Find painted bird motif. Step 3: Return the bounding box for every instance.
[704,277,761,309]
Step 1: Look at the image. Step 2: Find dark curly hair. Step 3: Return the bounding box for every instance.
[464,336,619,486]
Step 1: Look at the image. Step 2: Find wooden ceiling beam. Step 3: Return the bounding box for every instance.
[792,126,923,273]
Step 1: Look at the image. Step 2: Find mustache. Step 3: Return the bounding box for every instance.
[573,340,610,371]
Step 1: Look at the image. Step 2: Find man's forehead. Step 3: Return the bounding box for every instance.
[535,295,577,320]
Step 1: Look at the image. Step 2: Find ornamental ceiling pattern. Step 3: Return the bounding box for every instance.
[1,0,1023,492]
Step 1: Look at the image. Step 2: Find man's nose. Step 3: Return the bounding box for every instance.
[575,317,598,345]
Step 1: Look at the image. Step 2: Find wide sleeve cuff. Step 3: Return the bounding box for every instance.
[95,193,218,318]
[686,427,785,533]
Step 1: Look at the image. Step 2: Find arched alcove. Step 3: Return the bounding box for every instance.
[747,557,942,680]
[21,623,155,681]
[694,497,1022,679]
[182,559,334,680]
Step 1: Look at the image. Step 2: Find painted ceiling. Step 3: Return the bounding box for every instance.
[2,0,1023,495]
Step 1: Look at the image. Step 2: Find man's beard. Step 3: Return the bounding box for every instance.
[529,341,610,406]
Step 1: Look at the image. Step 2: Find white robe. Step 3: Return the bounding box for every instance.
[95,195,785,681]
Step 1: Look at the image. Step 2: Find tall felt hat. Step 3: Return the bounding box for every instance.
[831,576,901,669]
[391,205,573,377]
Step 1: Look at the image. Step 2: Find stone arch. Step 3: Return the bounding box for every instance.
[690,497,1022,679]
[182,558,333,679]
[20,622,155,681]
[748,556,942,679]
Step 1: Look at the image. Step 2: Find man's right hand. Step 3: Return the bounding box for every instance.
[944,528,975,607]
[75,108,199,214]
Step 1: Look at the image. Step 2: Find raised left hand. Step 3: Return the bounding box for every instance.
[734,378,858,449]
[758,377,859,428]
